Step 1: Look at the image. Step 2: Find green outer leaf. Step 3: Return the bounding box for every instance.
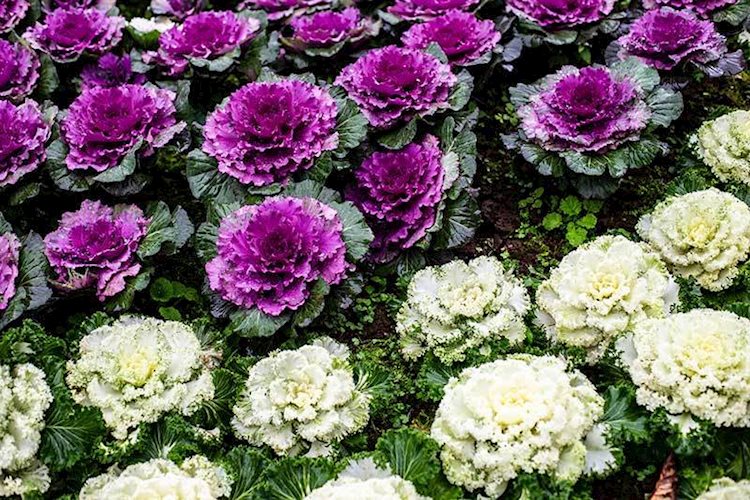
[431,192,480,250]
[600,385,649,443]
[329,200,374,261]
[646,87,684,128]
[713,0,750,24]
[292,279,330,328]
[0,213,11,234]
[192,369,239,428]
[447,70,474,111]
[225,447,270,500]
[40,402,105,471]
[425,42,448,64]
[612,58,660,93]
[186,149,248,203]
[560,151,609,176]
[0,233,52,330]
[229,307,291,337]
[105,268,153,313]
[260,457,336,500]
[520,143,566,177]
[377,120,417,150]
[332,91,368,156]
[35,54,59,98]
[90,148,138,183]
[45,140,91,192]
[138,202,194,259]
[195,221,219,261]
[283,179,341,205]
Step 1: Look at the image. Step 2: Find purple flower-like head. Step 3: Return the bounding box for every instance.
[151,0,204,19]
[0,0,29,33]
[42,0,115,11]
[62,84,181,173]
[336,46,456,129]
[517,66,651,154]
[24,8,125,63]
[642,0,737,17]
[0,39,40,100]
[617,8,728,71]
[0,232,20,311]
[347,135,445,262]
[239,0,332,20]
[145,11,261,76]
[203,80,338,187]
[206,196,348,316]
[402,10,500,66]
[506,0,615,29]
[290,8,367,48]
[44,200,149,300]
[0,100,51,188]
[387,0,479,20]
[80,53,147,90]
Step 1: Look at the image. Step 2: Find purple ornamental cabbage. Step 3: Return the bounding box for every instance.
[506,0,615,29]
[401,10,500,66]
[347,135,445,262]
[144,11,261,76]
[23,8,125,63]
[0,100,51,188]
[238,0,332,21]
[80,54,147,90]
[62,84,182,173]
[642,0,737,17]
[41,0,115,11]
[0,232,20,311]
[289,8,370,49]
[517,66,650,154]
[336,46,456,129]
[151,0,204,19]
[387,0,480,20]
[44,200,149,301]
[205,197,348,316]
[0,0,29,33]
[616,8,734,72]
[0,39,40,100]
[203,80,338,186]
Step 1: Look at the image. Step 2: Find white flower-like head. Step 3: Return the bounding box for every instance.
[79,456,232,499]
[232,337,370,456]
[694,110,750,186]
[397,256,530,364]
[536,235,678,362]
[430,355,603,497]
[697,477,750,499]
[637,188,750,291]
[304,458,427,500]
[620,309,750,427]
[0,363,53,497]
[66,316,217,440]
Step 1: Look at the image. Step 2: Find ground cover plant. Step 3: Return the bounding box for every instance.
[4,0,750,498]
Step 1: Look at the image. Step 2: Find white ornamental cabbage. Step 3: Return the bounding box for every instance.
[66,316,217,439]
[697,477,750,500]
[232,337,370,456]
[397,256,530,364]
[0,363,53,497]
[536,235,679,362]
[305,458,427,500]
[694,110,750,186]
[637,188,750,291]
[430,355,604,497]
[79,456,232,499]
[619,309,750,427]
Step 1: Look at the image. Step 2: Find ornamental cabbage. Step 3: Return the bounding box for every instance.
[387,0,480,21]
[401,10,500,67]
[66,316,217,440]
[79,456,232,499]
[44,200,149,301]
[642,0,737,17]
[23,8,125,63]
[694,110,750,186]
[0,0,28,33]
[536,235,679,362]
[0,363,53,497]
[637,188,750,291]
[615,8,742,76]
[305,459,427,500]
[144,11,261,76]
[697,478,750,499]
[335,46,456,129]
[238,0,332,21]
[202,80,338,186]
[431,355,604,496]
[0,39,39,100]
[289,8,373,52]
[0,232,19,311]
[0,100,51,188]
[508,60,682,197]
[397,256,530,364]
[151,0,204,19]
[62,84,183,173]
[206,196,348,316]
[41,0,114,10]
[506,0,615,30]
[346,135,446,262]
[80,54,147,90]
[619,309,750,427]
[232,337,370,456]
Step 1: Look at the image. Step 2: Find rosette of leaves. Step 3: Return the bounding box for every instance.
[0,320,106,498]
[506,59,683,198]
[196,180,373,337]
[186,72,368,204]
[0,213,51,330]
